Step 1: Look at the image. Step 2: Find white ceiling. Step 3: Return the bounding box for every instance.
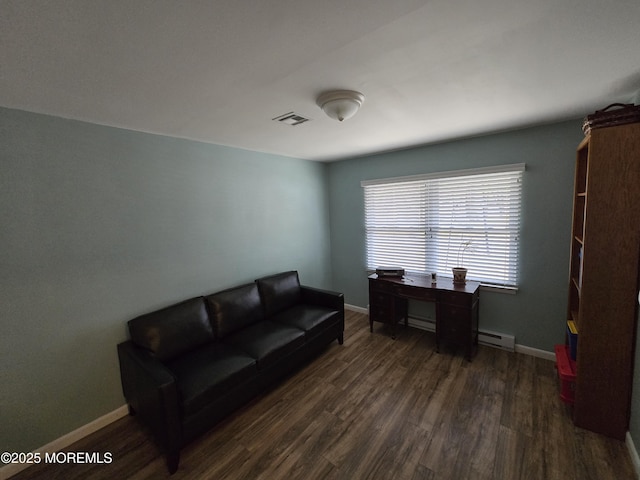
[2,0,640,161]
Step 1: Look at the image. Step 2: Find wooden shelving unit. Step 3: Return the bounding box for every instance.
[564,122,640,440]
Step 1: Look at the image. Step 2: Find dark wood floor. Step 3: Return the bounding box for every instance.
[11,311,636,479]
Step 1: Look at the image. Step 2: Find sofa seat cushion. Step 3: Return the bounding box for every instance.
[270,305,340,338]
[223,321,305,368]
[167,343,258,417]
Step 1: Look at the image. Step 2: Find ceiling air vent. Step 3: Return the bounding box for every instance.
[272,112,310,126]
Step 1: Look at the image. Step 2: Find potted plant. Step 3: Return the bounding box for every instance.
[452,240,472,284]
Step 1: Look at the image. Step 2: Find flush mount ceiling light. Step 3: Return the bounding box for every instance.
[316,90,365,122]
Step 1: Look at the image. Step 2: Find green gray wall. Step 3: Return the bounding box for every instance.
[327,121,584,351]
[0,107,332,453]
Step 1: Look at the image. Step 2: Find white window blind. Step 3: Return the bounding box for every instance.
[362,164,525,288]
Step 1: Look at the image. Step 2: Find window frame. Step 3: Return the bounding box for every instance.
[361,164,525,291]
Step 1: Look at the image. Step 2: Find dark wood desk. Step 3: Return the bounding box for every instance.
[368,273,480,360]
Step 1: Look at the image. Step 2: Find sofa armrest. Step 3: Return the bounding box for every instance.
[300,285,344,312]
[117,341,182,453]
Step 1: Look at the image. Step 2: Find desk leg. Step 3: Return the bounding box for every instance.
[435,301,441,353]
[392,298,409,340]
[467,299,479,361]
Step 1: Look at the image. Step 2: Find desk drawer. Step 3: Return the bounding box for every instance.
[369,289,393,324]
[440,303,471,324]
[368,288,408,325]
[370,291,394,308]
[369,305,393,323]
[369,278,395,294]
[438,304,471,344]
[393,284,436,302]
[439,290,475,307]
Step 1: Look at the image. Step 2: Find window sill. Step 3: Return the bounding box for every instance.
[480,284,518,295]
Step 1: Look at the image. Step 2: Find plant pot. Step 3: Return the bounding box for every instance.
[452,267,467,284]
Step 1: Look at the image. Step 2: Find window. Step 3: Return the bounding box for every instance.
[362,164,525,289]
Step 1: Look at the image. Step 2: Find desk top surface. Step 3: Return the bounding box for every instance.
[369,273,480,294]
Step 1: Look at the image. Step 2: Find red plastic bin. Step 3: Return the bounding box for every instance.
[554,344,576,404]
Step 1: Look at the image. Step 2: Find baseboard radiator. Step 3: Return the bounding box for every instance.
[407,317,515,352]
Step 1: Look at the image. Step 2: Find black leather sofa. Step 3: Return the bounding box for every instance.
[117,271,344,473]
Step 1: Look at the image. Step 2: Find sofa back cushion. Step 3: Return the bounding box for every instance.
[205,283,264,338]
[128,297,214,362]
[256,271,302,317]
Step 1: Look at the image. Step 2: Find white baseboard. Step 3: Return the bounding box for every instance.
[515,344,556,362]
[626,431,640,479]
[348,304,555,360]
[345,304,368,314]
[0,405,128,480]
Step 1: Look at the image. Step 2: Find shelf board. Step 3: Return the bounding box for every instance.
[571,277,581,295]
